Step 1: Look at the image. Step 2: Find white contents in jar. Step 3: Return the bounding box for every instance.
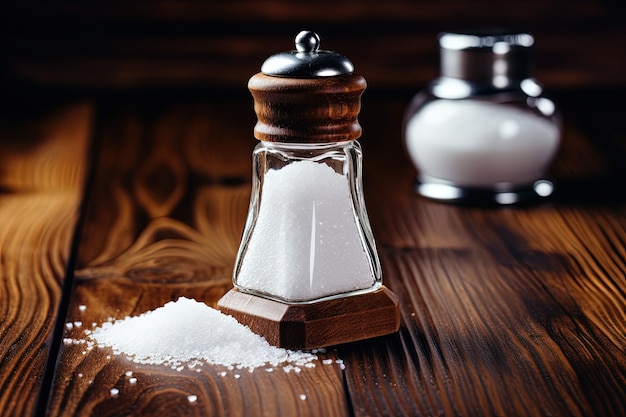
[88,297,316,371]
[405,99,560,187]
[236,160,375,301]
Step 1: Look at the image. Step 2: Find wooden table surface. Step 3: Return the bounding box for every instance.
[0,88,624,416]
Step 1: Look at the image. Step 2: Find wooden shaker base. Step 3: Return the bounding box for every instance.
[217,286,400,350]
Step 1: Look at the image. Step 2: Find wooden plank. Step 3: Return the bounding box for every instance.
[46,98,351,416]
[343,243,624,416]
[40,90,625,416]
[6,31,626,91]
[339,97,626,416]
[3,1,625,89]
[0,103,92,416]
[2,0,610,21]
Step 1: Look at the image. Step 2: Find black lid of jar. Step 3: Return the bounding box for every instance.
[438,31,534,88]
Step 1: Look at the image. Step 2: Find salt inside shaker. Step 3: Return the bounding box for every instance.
[218,31,400,349]
[403,31,561,204]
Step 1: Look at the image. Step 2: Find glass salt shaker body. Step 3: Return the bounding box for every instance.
[403,31,561,204]
[232,32,382,304]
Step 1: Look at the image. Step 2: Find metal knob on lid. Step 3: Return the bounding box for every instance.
[438,31,535,91]
[261,30,354,77]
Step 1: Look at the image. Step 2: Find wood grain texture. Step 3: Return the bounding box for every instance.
[46,99,350,417]
[3,1,625,90]
[0,103,92,417]
[248,73,366,143]
[340,212,625,416]
[21,88,626,416]
[340,95,626,417]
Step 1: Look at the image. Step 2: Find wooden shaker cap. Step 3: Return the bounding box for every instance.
[248,72,367,143]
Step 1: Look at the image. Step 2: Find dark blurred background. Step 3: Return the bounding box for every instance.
[2,0,625,96]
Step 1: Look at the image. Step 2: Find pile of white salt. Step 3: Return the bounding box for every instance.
[84,297,317,371]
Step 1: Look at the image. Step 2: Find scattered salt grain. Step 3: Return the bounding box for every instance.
[110,388,119,397]
[65,323,73,330]
[79,305,87,312]
[322,359,333,365]
[89,297,317,371]
[129,377,137,385]
[74,321,82,328]
[187,395,197,403]
[300,394,307,401]
[125,371,133,377]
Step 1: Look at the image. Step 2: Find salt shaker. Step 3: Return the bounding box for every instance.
[403,31,561,204]
[218,31,399,349]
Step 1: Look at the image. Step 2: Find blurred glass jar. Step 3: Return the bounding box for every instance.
[403,31,561,204]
